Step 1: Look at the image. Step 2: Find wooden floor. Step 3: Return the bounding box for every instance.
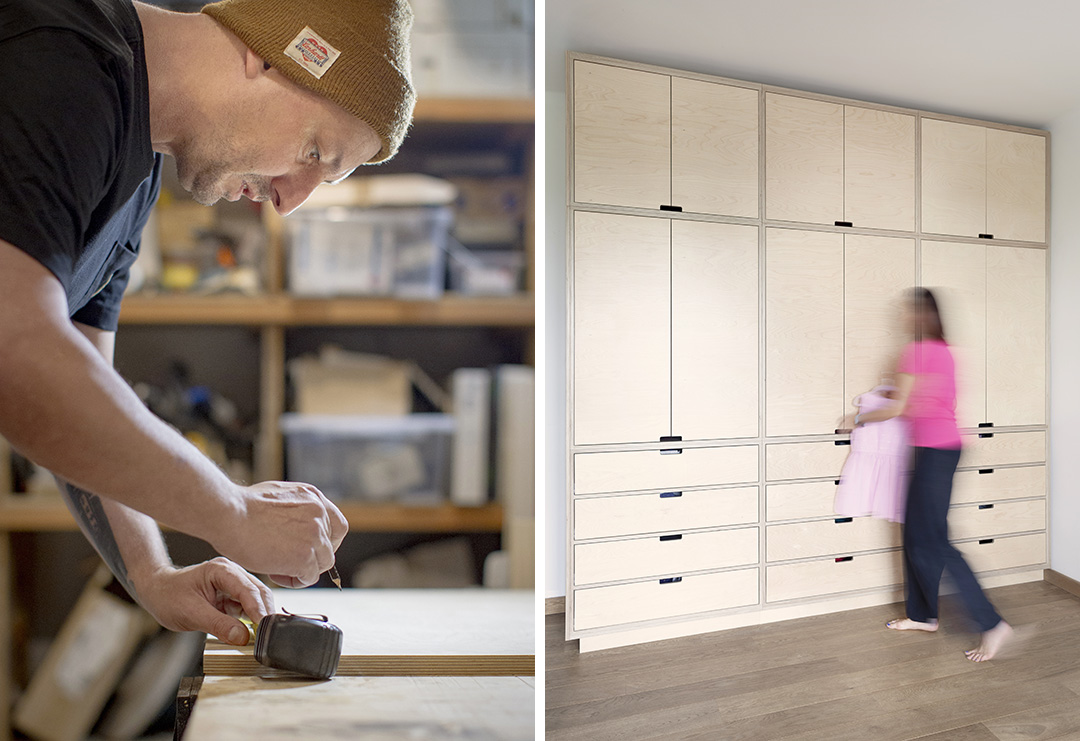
[547,581,1080,740]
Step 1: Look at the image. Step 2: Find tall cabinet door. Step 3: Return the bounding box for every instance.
[987,130,1047,243]
[671,78,759,218]
[986,246,1046,426]
[765,228,845,436]
[844,107,916,231]
[921,119,986,238]
[920,241,987,429]
[765,95,844,224]
[573,62,671,209]
[574,212,671,445]
[672,222,759,440]
[844,236,916,409]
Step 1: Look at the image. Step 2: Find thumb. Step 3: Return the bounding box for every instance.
[188,600,251,645]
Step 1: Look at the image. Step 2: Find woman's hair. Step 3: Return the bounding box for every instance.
[913,287,946,342]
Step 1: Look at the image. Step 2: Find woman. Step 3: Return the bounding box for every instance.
[852,288,1013,662]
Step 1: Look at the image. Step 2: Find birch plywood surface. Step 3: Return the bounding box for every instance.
[921,118,986,237]
[765,93,844,224]
[202,589,534,677]
[844,106,916,231]
[187,676,534,741]
[573,211,670,445]
[844,235,915,411]
[920,240,986,429]
[765,228,844,436]
[671,77,758,217]
[986,129,1046,243]
[573,61,670,209]
[986,245,1046,426]
[671,221,758,441]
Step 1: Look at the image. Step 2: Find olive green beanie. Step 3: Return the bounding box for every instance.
[201,0,415,163]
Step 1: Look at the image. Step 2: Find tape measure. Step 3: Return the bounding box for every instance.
[251,610,343,680]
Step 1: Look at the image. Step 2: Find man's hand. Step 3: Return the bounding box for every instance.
[132,557,275,645]
[215,481,349,588]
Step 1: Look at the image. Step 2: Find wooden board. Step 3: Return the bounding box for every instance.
[844,106,916,231]
[186,676,534,741]
[986,128,1046,242]
[202,589,533,678]
[765,94,844,224]
[921,118,986,237]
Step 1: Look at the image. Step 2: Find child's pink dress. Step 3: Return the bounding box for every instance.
[835,388,910,523]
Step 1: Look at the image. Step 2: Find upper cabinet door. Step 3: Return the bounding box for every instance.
[844,107,916,232]
[765,228,845,436]
[921,119,986,238]
[920,241,987,429]
[573,212,671,446]
[843,235,916,410]
[671,78,759,218]
[986,129,1046,243]
[765,94,844,224]
[986,246,1046,426]
[573,62,671,210]
[671,221,759,441]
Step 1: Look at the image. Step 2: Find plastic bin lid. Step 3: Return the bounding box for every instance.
[279,413,455,435]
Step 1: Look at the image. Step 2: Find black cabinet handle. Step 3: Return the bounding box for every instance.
[660,435,682,455]
[979,469,994,475]
[659,577,683,585]
[979,233,994,239]
[979,539,994,545]
[834,480,841,486]
[835,221,853,227]
[835,556,854,563]
[978,504,994,510]
[978,422,994,439]
[834,517,853,524]
[834,439,851,446]
[660,204,683,212]
[659,534,683,542]
[659,491,683,499]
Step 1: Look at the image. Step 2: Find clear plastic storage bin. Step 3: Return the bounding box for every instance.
[286,206,453,299]
[280,414,455,502]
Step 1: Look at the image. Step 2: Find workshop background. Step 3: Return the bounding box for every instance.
[0,0,535,738]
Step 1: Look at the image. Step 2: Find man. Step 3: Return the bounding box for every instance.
[0,0,415,645]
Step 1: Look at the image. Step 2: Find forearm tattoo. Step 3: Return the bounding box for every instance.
[56,477,135,598]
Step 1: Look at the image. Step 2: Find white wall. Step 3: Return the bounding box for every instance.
[544,88,567,598]
[1048,108,1080,581]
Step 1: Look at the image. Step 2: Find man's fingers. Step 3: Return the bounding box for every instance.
[208,558,274,622]
[188,598,250,646]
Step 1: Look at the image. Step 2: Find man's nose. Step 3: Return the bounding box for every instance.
[270,168,322,216]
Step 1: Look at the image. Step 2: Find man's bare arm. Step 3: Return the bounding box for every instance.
[0,239,346,585]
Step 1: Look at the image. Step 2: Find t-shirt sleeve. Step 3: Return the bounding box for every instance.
[70,265,130,332]
[0,29,123,289]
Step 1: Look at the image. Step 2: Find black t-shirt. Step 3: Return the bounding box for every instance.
[0,0,160,331]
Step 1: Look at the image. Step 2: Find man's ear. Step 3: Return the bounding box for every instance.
[244,48,268,79]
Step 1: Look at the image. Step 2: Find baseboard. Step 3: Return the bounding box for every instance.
[1044,568,1080,598]
[545,597,565,615]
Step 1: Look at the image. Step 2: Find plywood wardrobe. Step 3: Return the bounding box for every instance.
[566,53,1049,652]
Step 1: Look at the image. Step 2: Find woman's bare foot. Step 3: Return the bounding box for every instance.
[886,617,938,632]
[965,620,1013,662]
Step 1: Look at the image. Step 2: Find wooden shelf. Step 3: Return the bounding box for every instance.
[118,294,534,327]
[0,499,503,534]
[412,98,533,124]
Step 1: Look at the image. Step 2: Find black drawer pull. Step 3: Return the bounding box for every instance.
[660,448,683,455]
[979,433,994,439]
[660,435,683,455]
[979,539,994,545]
[978,233,994,239]
[659,491,683,499]
[834,439,851,446]
[979,469,994,475]
[659,577,682,585]
[659,534,683,542]
[835,556,853,563]
[835,221,853,227]
[834,480,841,486]
[834,517,853,524]
[978,422,994,439]
[978,504,994,510]
[660,204,683,212]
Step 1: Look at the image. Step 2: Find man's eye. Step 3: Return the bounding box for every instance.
[309,147,321,162]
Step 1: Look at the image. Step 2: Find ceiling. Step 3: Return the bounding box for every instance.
[545,0,1080,129]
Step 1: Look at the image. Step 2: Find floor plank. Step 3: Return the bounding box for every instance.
[547,581,1080,741]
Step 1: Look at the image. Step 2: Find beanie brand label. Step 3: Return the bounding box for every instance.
[284,26,341,79]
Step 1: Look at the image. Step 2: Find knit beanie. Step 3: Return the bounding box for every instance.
[201,0,415,163]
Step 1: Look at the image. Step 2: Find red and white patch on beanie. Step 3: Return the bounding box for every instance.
[285,26,341,79]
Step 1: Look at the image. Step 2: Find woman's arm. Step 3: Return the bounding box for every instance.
[855,373,915,426]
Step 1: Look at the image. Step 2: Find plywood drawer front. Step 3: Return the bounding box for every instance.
[573,568,759,631]
[949,499,1045,541]
[952,466,1045,505]
[767,517,900,561]
[961,431,1045,468]
[575,487,758,540]
[766,441,850,481]
[575,528,759,586]
[766,480,839,521]
[574,445,758,495]
[767,550,902,602]
[956,533,1046,573]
